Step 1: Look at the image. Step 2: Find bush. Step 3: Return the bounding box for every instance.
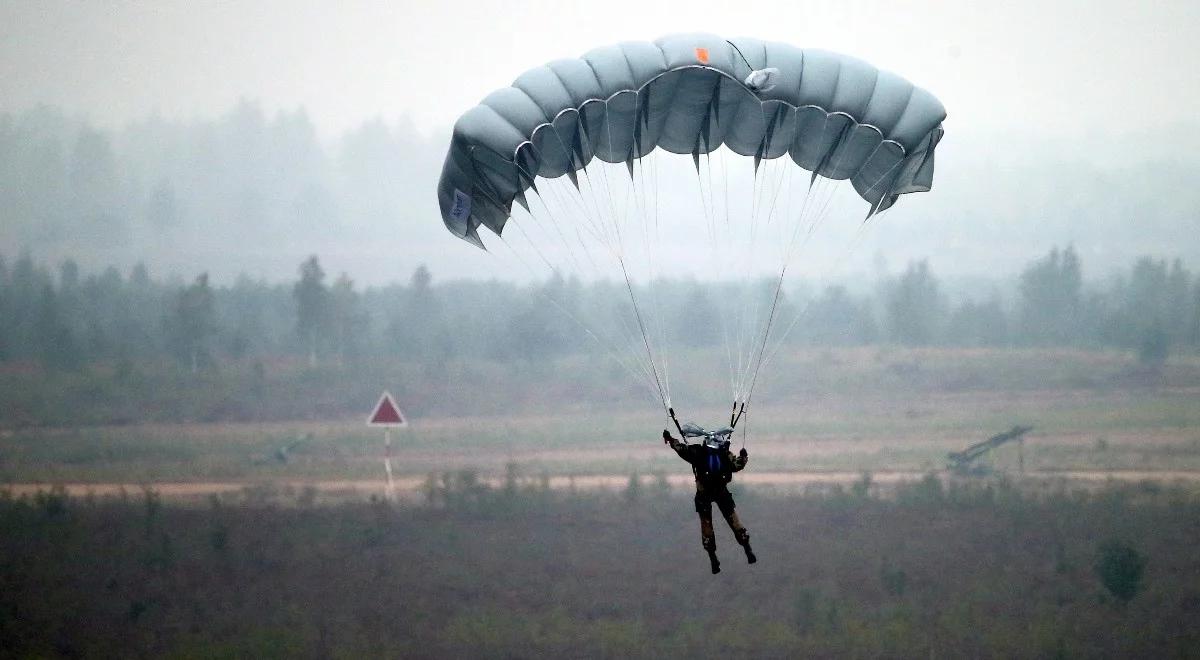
[1094,540,1146,603]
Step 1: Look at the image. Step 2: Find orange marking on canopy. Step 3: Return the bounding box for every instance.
[695,47,709,64]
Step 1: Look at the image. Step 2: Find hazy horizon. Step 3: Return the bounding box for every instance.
[2,1,1198,286]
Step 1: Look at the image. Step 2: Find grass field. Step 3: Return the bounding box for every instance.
[4,347,1200,656]
[2,481,1198,657]
[3,347,1199,489]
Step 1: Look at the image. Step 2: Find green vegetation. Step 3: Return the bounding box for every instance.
[1,481,1197,657]
[1,247,1198,429]
[1095,540,1147,604]
[3,376,1200,484]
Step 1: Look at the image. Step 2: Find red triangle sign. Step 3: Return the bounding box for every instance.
[367,391,407,427]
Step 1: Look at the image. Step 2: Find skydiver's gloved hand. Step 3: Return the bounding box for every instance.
[739,448,748,459]
[663,429,672,444]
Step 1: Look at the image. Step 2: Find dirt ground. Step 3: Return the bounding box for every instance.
[11,465,1200,505]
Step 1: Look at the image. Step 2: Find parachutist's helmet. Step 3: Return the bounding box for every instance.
[703,436,728,450]
[683,423,733,449]
[704,426,734,450]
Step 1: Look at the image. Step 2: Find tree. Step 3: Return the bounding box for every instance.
[145,178,178,229]
[796,285,877,346]
[885,260,944,346]
[500,274,584,363]
[123,263,159,361]
[1106,256,1173,353]
[674,284,719,348]
[35,282,82,371]
[389,264,456,366]
[294,255,330,367]
[68,126,124,242]
[0,254,9,360]
[1137,321,1169,369]
[8,251,50,359]
[1094,540,1146,604]
[1164,259,1192,346]
[945,295,1008,347]
[329,272,367,365]
[167,274,217,373]
[1018,246,1082,345]
[1190,280,1200,349]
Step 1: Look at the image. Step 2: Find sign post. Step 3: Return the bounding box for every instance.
[367,391,408,502]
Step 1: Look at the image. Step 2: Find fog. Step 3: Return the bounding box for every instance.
[2,0,1198,285]
[4,6,1200,656]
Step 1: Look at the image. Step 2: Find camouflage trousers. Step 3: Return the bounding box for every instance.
[695,488,750,552]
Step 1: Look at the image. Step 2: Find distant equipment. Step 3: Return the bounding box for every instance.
[273,433,314,464]
[947,426,1032,476]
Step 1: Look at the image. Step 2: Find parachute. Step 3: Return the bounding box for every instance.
[436,34,946,433]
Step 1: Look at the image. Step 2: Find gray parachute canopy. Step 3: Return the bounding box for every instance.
[437,34,946,248]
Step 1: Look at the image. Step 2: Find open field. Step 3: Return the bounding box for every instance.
[4,349,1200,656]
[3,481,1199,657]
[4,347,1200,492]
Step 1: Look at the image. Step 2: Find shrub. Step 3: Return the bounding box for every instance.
[1094,540,1146,603]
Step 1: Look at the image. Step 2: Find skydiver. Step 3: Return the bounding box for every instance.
[662,426,756,574]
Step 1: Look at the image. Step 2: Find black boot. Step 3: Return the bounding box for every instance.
[708,550,721,574]
[743,543,757,564]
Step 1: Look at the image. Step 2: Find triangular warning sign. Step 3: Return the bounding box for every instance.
[367,391,408,427]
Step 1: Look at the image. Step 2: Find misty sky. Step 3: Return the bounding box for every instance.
[1,1,1198,286]
[3,0,1198,138]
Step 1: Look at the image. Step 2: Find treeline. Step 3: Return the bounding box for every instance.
[5,103,1200,288]
[0,246,1197,375]
[0,103,437,249]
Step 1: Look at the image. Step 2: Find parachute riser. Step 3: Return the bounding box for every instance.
[668,407,688,445]
[730,401,747,429]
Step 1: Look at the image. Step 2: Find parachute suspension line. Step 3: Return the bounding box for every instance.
[719,147,743,401]
[758,163,904,377]
[522,175,616,292]
[730,148,760,402]
[696,147,737,401]
[546,140,654,373]
[516,139,669,405]
[540,165,612,256]
[741,263,788,406]
[725,40,755,72]
[740,118,857,409]
[742,138,904,409]
[736,98,792,401]
[514,176,590,275]
[534,128,612,253]
[491,233,662,403]
[630,144,672,410]
[758,216,874,373]
[736,159,796,404]
[729,114,781,403]
[734,162,801,405]
[573,168,669,396]
[513,183,652,372]
[573,113,671,410]
[619,255,670,411]
[713,149,740,401]
[742,148,793,395]
[530,184,662,388]
[714,146,753,407]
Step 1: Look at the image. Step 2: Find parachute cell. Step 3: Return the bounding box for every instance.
[437,34,946,246]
